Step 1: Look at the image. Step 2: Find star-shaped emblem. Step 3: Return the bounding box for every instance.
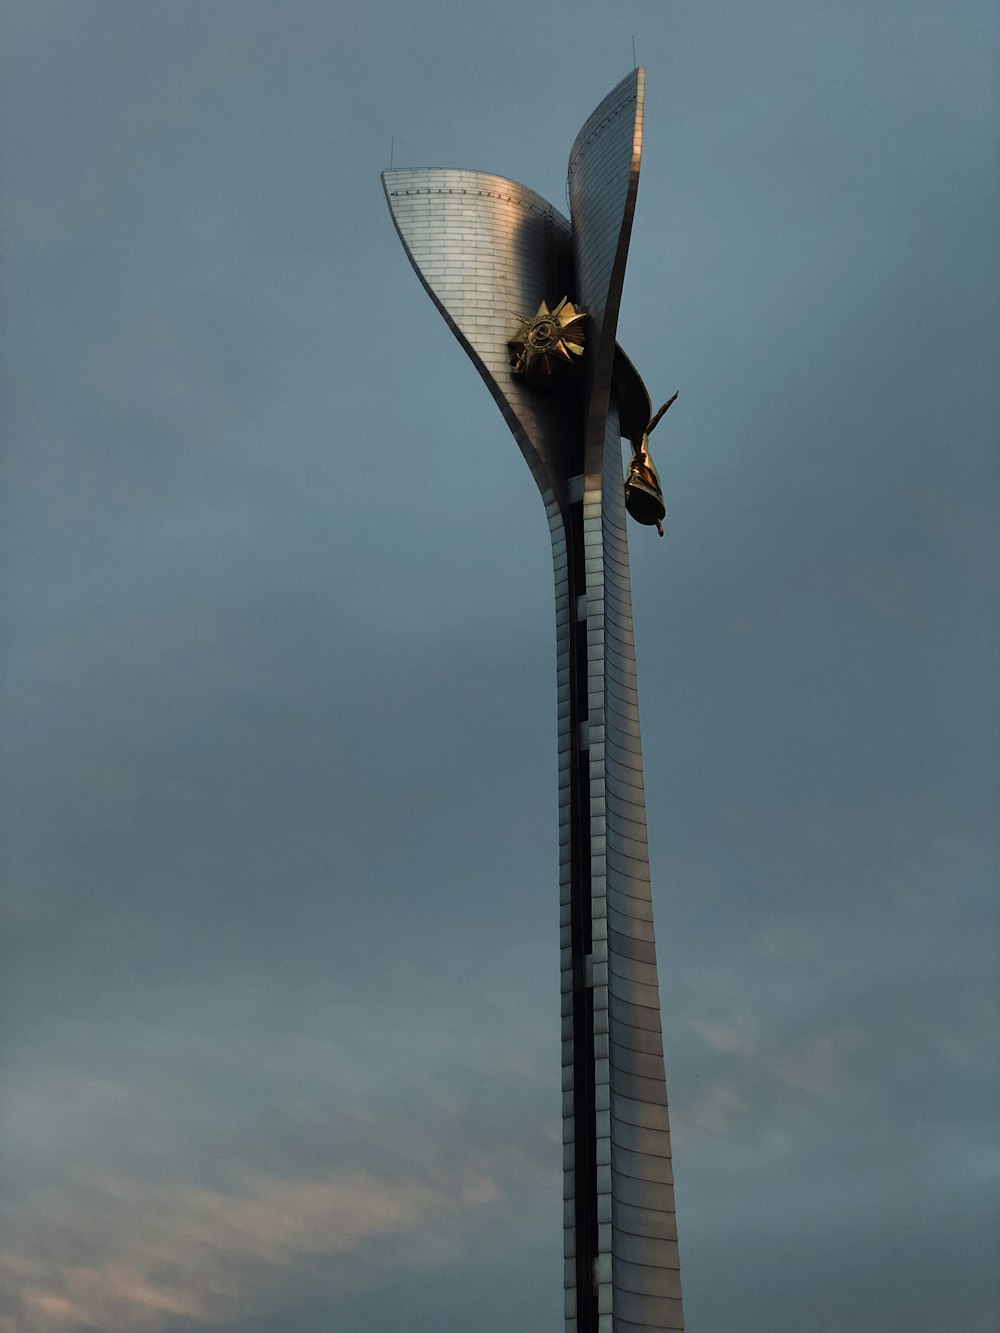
[508,298,587,379]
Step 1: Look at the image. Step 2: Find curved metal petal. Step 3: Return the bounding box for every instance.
[382,167,576,505]
[567,67,645,464]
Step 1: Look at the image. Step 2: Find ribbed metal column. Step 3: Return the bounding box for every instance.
[383,67,683,1333]
[556,401,682,1333]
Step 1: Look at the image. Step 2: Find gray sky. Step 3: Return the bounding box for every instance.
[1,2,998,1330]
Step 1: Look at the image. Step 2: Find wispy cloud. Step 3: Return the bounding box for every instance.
[677,1076,749,1140]
[0,1161,509,1331]
[674,1021,866,1145]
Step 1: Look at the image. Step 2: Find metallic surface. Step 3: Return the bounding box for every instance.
[383,68,681,1332]
[382,166,576,508]
[509,298,588,379]
[624,391,676,534]
[624,435,666,532]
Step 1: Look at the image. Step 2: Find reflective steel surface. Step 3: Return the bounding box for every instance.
[383,69,682,1332]
[381,166,576,509]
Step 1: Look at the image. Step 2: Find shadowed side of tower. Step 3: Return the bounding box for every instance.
[382,68,682,1333]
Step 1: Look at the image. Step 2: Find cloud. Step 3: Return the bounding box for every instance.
[692,1017,759,1058]
[674,1022,865,1145]
[0,1161,509,1332]
[676,1076,749,1140]
[0,1017,561,1333]
[769,1028,864,1099]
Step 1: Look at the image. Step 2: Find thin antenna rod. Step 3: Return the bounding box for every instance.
[632,35,637,68]
[390,135,394,169]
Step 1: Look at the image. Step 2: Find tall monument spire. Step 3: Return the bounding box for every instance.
[383,69,682,1333]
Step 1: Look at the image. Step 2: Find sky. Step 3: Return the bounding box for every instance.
[1,2,997,1330]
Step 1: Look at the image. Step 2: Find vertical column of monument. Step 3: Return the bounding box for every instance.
[382,79,683,1326]
[552,480,581,1320]
[568,70,684,1331]
[599,413,683,1332]
[570,413,683,1333]
[558,450,597,1333]
[563,68,640,1332]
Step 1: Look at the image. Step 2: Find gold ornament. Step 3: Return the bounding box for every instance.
[625,391,678,537]
[508,298,587,379]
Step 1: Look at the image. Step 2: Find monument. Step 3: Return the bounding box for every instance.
[383,69,683,1333]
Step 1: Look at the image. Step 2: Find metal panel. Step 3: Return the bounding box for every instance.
[613,1198,678,1241]
[610,1117,671,1157]
[610,1069,669,1106]
[610,1045,668,1082]
[607,904,657,942]
[608,952,661,988]
[607,973,662,1013]
[613,1172,677,1211]
[609,1019,664,1057]
[609,992,664,1030]
[611,1145,676,1186]
[614,1291,685,1329]
[610,1087,674,1130]
[613,1321,683,1333]
[607,927,658,964]
[612,1234,682,1272]
[614,1262,682,1301]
